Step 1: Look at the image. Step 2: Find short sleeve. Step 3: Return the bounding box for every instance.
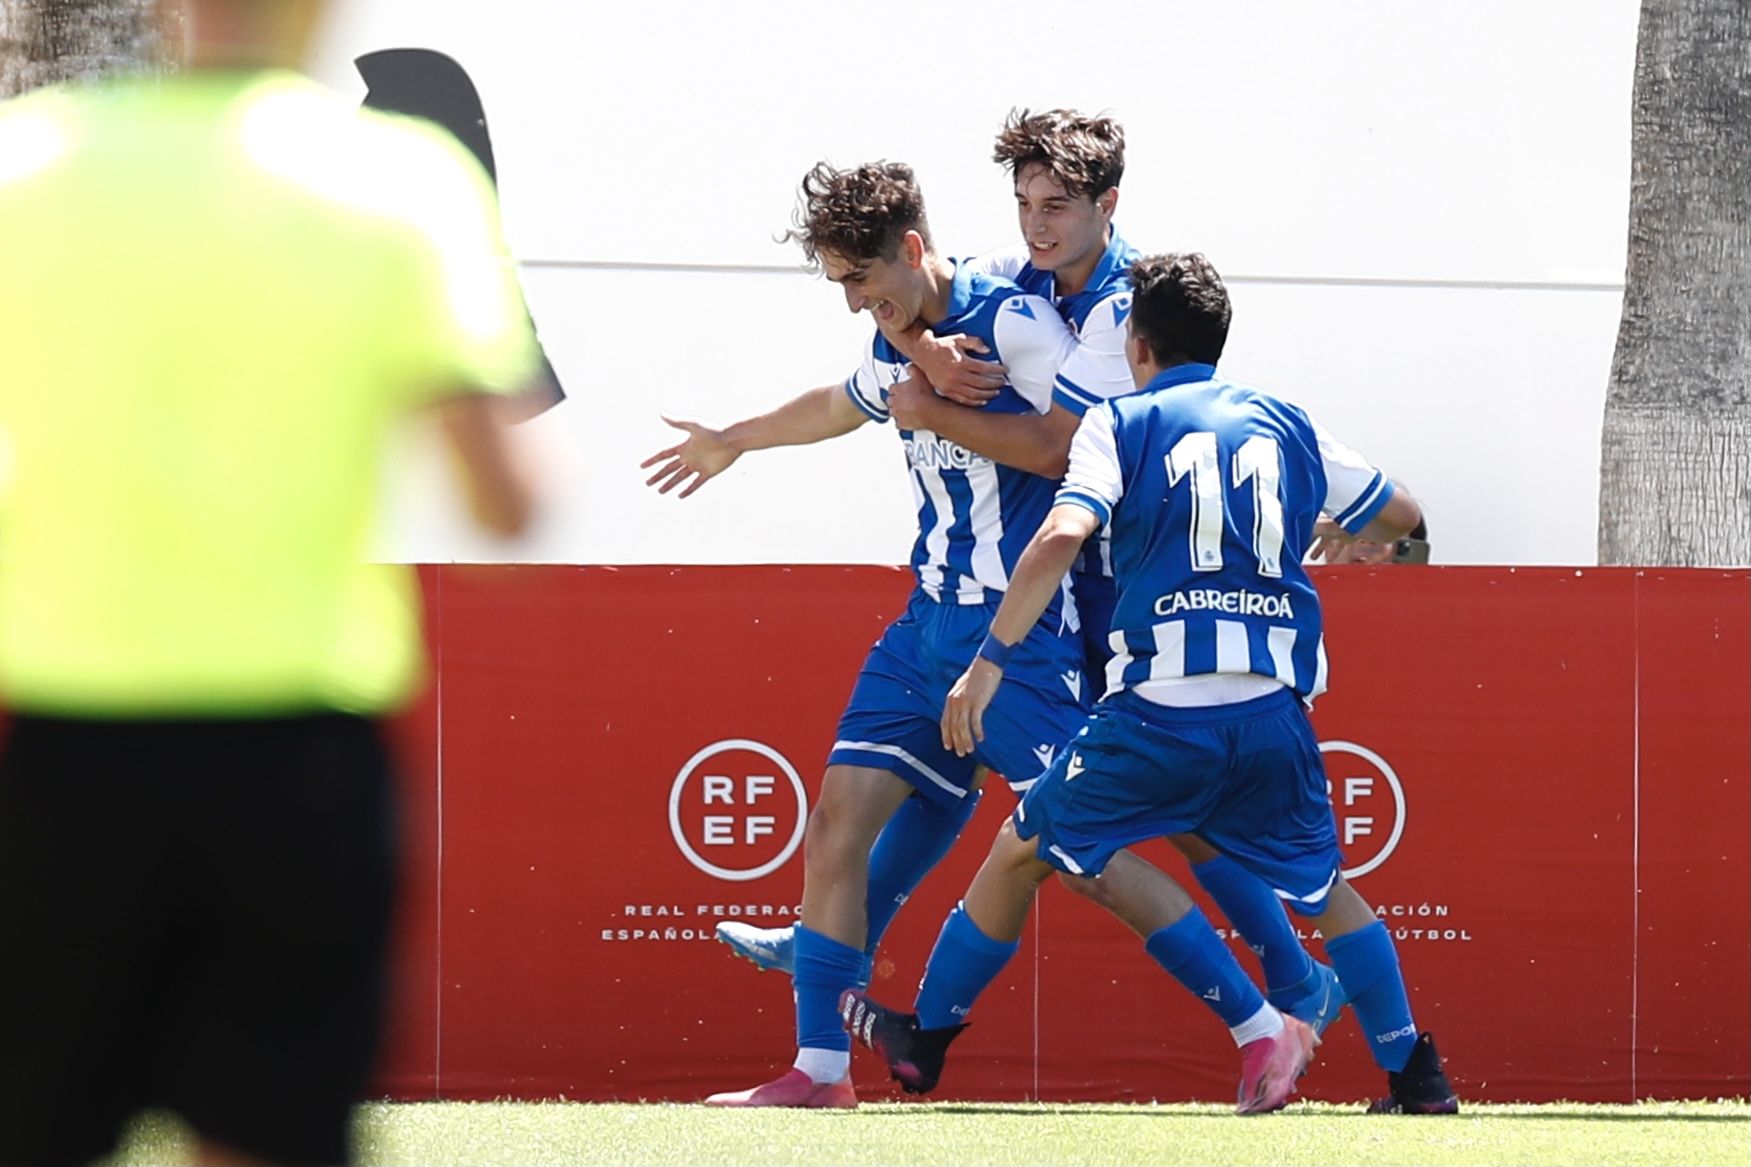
[1055,406,1124,527]
[843,332,896,423]
[1051,292,1136,416]
[991,294,1076,413]
[961,245,1028,281]
[1312,417,1395,533]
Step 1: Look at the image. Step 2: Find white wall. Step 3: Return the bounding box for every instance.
[311,0,1639,566]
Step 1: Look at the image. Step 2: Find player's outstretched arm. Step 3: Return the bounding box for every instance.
[641,384,868,499]
[942,502,1099,756]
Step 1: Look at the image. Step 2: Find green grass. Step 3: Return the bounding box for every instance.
[105,1099,1749,1167]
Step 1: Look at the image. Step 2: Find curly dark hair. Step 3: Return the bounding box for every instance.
[1128,253,1232,366]
[992,108,1125,199]
[782,161,932,266]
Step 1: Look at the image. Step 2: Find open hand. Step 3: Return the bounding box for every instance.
[1306,516,1357,563]
[640,416,738,498]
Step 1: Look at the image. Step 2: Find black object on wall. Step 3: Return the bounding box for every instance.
[356,48,565,417]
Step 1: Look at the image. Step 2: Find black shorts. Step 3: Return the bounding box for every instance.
[0,713,398,1167]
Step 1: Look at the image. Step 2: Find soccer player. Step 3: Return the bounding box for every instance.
[0,1,541,1163]
[843,252,1459,1117]
[718,110,1345,1040]
[642,161,1090,1108]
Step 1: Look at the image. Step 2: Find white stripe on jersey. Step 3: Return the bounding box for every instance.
[1267,626,1297,687]
[912,465,956,597]
[833,739,965,798]
[1152,620,1188,681]
[1215,619,1250,674]
[1104,628,1130,700]
[965,458,1009,592]
[1312,637,1330,698]
[1104,622,1197,699]
[1107,619,1288,706]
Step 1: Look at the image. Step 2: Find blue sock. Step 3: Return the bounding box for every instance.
[1144,907,1268,1030]
[1326,921,1417,1072]
[793,925,866,1051]
[865,790,982,954]
[914,903,1019,1030]
[1191,853,1313,999]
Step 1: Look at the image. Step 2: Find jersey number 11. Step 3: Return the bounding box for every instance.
[1166,433,1286,578]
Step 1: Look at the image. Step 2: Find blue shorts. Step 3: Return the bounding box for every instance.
[1013,687,1344,915]
[830,591,1089,806]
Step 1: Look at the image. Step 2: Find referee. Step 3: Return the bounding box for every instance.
[0,1,540,1163]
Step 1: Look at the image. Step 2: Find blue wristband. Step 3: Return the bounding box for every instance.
[977,632,1016,669]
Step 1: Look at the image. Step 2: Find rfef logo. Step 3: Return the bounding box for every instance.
[667,739,807,882]
[1319,740,1406,879]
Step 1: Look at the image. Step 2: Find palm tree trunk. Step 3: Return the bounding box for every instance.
[1598,0,1751,565]
[0,0,179,99]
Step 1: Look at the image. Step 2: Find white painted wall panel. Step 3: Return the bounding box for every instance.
[380,269,1618,566]
[325,0,1637,565]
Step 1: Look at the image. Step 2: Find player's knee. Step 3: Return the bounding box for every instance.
[1055,871,1111,906]
[802,802,862,874]
[988,819,1048,879]
[989,816,1026,856]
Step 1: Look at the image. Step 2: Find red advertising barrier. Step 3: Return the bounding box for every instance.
[377,566,1750,1104]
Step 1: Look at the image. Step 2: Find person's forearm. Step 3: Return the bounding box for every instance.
[988,511,1093,645]
[881,322,928,363]
[723,385,863,452]
[921,404,1075,479]
[435,392,536,537]
[1353,486,1422,543]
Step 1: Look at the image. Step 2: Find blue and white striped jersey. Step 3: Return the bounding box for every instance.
[843,261,1075,607]
[967,229,1139,582]
[1055,363,1395,704]
[965,228,1139,417]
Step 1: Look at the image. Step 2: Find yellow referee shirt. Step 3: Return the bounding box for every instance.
[0,70,538,717]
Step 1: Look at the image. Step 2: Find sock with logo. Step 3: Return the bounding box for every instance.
[792,925,865,1069]
[1189,853,1314,1000]
[1144,907,1268,1030]
[1326,921,1417,1072]
[914,902,1019,1030]
[864,789,982,955]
